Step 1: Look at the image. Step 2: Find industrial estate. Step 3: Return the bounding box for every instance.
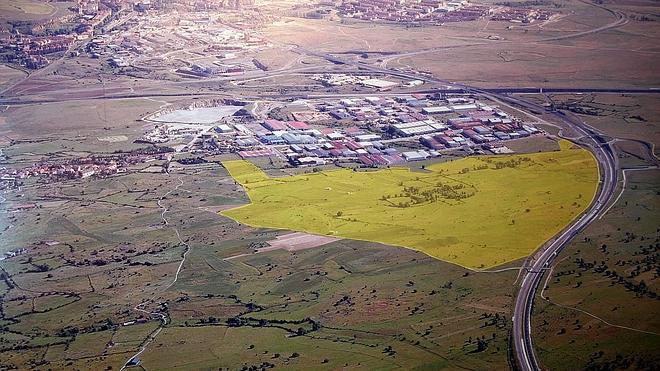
[0,0,658,370]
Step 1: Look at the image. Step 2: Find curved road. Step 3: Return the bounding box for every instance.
[509,106,619,371]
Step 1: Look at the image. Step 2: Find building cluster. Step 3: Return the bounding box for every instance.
[211,117,408,167]
[76,7,113,34]
[137,123,210,145]
[92,12,271,77]
[337,0,492,23]
[156,93,543,169]
[311,74,426,91]
[337,0,554,24]
[78,0,100,15]
[1,159,118,182]
[0,36,74,69]
[0,154,156,190]
[490,7,553,23]
[418,107,539,152]
[0,0,114,69]
[0,0,273,71]
[133,0,256,12]
[157,0,275,29]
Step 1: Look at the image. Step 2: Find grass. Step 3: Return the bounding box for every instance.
[221,140,598,270]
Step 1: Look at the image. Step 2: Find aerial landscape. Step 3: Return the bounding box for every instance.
[0,0,657,370]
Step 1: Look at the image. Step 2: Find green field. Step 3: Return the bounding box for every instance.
[221,140,598,269]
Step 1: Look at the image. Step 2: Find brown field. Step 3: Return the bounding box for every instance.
[1,97,163,138]
[395,41,659,88]
[262,0,660,89]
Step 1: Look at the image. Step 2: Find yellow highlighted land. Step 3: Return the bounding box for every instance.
[221,140,598,269]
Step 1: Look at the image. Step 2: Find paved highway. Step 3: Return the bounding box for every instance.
[2,86,658,106]
[508,104,619,371]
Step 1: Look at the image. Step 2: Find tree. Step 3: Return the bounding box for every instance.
[35,264,50,272]
[476,339,487,352]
